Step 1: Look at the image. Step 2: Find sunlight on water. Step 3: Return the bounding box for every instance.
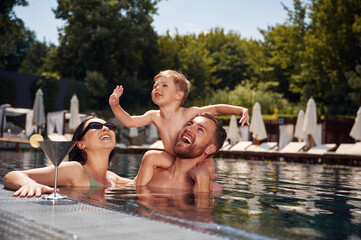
[1,152,361,239]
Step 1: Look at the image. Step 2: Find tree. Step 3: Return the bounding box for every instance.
[18,40,52,75]
[48,0,160,110]
[0,0,29,70]
[261,0,307,103]
[301,0,361,114]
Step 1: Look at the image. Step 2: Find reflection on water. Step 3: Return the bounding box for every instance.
[1,151,361,239]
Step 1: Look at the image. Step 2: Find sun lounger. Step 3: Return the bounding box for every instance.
[246,142,278,152]
[335,143,357,154]
[279,142,306,153]
[149,140,164,150]
[48,133,68,141]
[307,143,337,154]
[220,141,231,150]
[349,142,361,155]
[228,141,252,151]
[334,142,361,155]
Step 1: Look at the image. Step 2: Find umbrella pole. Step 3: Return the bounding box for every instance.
[308,135,312,149]
[255,139,260,146]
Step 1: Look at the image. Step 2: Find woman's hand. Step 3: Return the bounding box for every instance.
[13,182,57,198]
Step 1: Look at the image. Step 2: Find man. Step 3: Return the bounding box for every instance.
[134,112,227,192]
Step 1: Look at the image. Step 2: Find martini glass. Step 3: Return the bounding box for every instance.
[39,140,76,200]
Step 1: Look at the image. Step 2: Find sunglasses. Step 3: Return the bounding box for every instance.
[79,122,116,139]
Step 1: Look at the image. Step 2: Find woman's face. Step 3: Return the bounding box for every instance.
[80,118,116,151]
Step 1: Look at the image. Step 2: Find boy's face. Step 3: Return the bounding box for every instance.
[152,77,180,105]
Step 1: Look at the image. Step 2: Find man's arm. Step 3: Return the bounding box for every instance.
[109,85,154,127]
[133,150,175,186]
[188,104,249,126]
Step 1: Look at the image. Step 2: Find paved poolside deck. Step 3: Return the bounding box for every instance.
[0,184,227,240]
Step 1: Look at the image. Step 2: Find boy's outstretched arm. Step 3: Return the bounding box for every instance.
[191,104,250,126]
[109,85,154,127]
[133,150,175,186]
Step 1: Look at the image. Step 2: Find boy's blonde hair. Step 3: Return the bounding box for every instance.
[154,70,191,106]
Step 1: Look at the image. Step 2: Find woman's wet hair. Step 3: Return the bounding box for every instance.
[69,117,115,165]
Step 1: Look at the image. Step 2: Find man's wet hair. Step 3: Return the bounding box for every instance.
[196,112,227,153]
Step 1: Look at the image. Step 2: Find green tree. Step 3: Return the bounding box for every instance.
[18,40,52,75]
[261,0,307,103]
[49,0,160,110]
[302,0,361,114]
[0,0,30,70]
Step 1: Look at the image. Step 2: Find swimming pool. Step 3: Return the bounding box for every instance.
[1,151,360,239]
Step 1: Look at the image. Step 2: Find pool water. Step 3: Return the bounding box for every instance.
[1,151,361,239]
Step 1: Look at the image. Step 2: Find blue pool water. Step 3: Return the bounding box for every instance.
[1,151,361,239]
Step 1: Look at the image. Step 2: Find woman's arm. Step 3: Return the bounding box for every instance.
[3,167,57,197]
[3,162,82,197]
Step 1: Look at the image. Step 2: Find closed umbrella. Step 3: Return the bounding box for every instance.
[249,102,267,145]
[129,127,138,145]
[303,97,317,149]
[228,115,240,145]
[32,89,46,133]
[69,95,81,132]
[294,110,306,141]
[148,124,159,143]
[350,107,361,142]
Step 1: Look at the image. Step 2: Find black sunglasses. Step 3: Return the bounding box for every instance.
[79,122,116,139]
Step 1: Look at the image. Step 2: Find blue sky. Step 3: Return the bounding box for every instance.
[14,0,294,45]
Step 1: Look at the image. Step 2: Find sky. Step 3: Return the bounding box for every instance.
[14,0,294,45]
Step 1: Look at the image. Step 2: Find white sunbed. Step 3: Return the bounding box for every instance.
[220,141,231,150]
[149,140,164,150]
[279,142,306,153]
[334,142,361,156]
[335,143,357,154]
[307,144,337,154]
[48,133,68,141]
[228,141,253,151]
[246,142,278,152]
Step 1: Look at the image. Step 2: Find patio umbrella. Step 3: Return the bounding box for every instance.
[303,97,317,149]
[294,109,306,141]
[350,107,361,142]
[32,89,46,134]
[148,124,159,143]
[228,115,240,145]
[129,126,138,145]
[249,102,267,145]
[69,95,81,132]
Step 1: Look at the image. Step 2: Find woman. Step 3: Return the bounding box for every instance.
[3,117,131,197]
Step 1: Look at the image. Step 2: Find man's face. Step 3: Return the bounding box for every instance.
[174,116,216,159]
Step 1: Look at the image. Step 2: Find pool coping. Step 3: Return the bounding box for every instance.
[0,184,228,240]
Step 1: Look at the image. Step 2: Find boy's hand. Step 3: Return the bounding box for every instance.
[239,108,250,126]
[190,165,217,193]
[109,85,124,108]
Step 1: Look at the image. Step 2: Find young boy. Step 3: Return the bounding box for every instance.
[109,70,249,185]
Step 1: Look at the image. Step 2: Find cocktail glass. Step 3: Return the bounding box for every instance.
[39,140,76,200]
